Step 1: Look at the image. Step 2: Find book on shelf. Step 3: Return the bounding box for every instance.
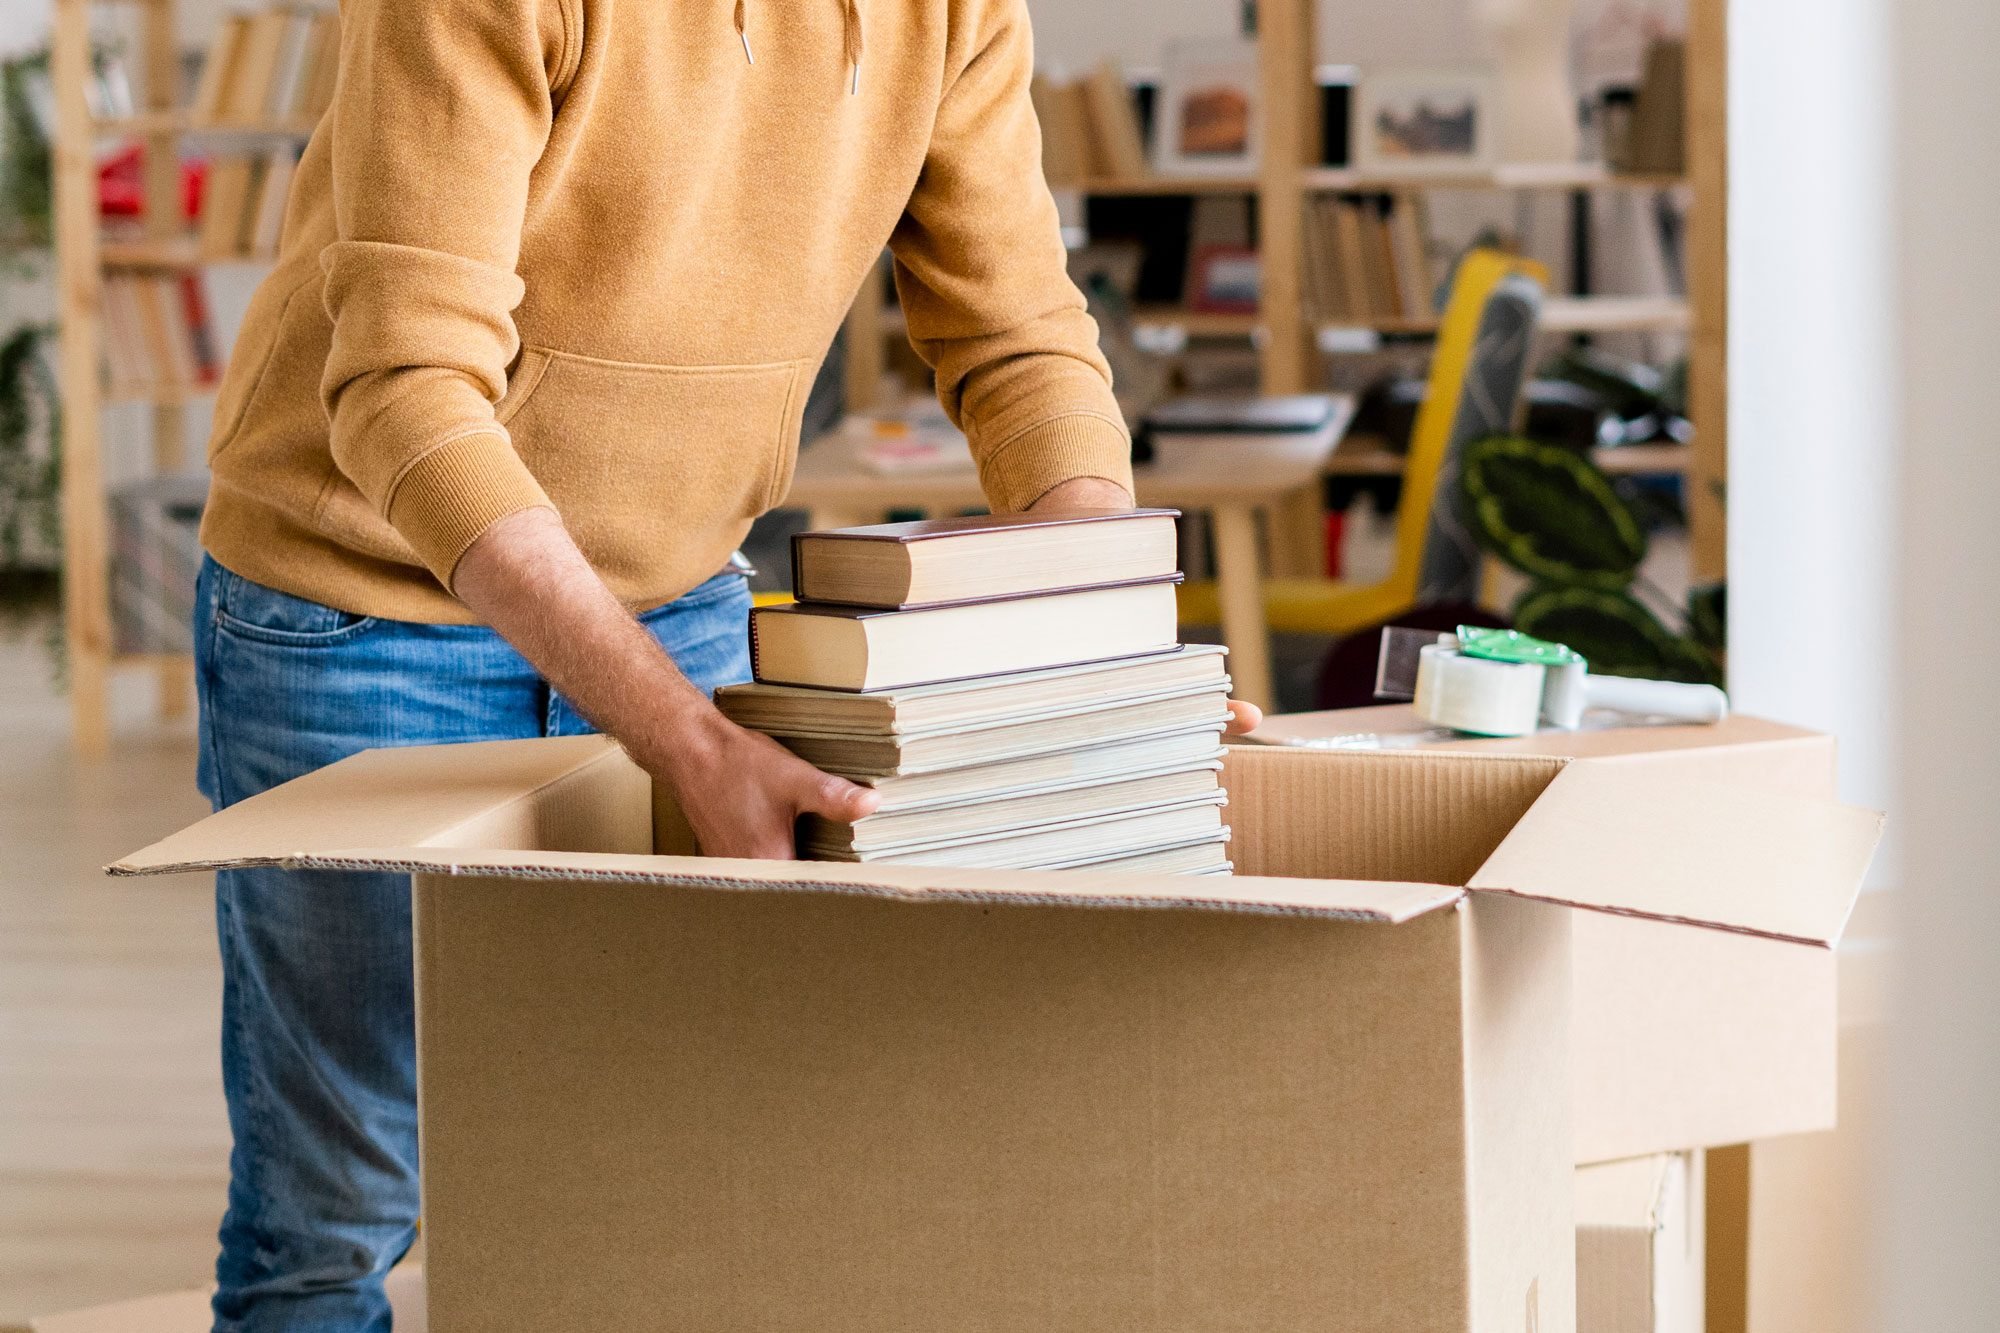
[1331,199,1376,321]
[790,509,1179,608]
[248,148,299,255]
[196,5,339,128]
[296,12,343,121]
[98,277,151,390]
[199,156,256,258]
[132,278,193,387]
[1305,194,1435,325]
[1030,74,1095,186]
[1079,61,1150,180]
[84,48,135,121]
[101,273,220,394]
[1364,199,1402,320]
[749,577,1184,692]
[189,15,250,122]
[200,147,301,259]
[264,8,317,120]
[221,8,294,123]
[1389,193,1438,316]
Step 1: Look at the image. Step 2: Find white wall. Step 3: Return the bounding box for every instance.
[1725,0,1896,873]
[1878,0,2000,1326]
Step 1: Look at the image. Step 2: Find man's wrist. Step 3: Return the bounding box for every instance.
[614,669,723,771]
[1023,475,1135,512]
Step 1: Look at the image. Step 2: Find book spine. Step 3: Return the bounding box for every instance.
[747,605,768,682]
[787,529,810,603]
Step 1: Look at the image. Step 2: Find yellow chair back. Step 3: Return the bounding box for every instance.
[1375,247,1550,616]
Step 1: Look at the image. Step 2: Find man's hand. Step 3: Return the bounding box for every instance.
[453,507,877,859]
[1025,477,1264,736]
[649,706,881,861]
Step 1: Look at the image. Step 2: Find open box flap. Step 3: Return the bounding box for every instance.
[108,735,1461,923]
[1467,755,1884,947]
[108,735,626,875]
[184,845,1467,923]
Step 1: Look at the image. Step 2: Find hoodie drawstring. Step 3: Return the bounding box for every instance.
[842,0,863,94]
[733,0,862,94]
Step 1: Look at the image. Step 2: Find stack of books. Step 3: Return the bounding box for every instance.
[716,510,1234,874]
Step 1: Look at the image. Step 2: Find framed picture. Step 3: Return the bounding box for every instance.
[1152,39,1260,176]
[1187,245,1261,315]
[1354,68,1497,175]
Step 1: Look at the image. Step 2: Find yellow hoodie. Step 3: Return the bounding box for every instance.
[200,0,1132,623]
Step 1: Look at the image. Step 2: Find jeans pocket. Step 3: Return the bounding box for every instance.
[644,570,749,620]
[212,564,380,647]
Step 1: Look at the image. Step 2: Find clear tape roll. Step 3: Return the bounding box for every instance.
[1412,644,1546,737]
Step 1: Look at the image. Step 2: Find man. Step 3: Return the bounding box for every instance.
[192,0,1253,1327]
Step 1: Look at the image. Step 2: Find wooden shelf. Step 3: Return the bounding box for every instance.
[1325,439,1690,478]
[105,381,217,406]
[99,235,277,269]
[1540,295,1691,333]
[93,111,319,137]
[98,235,202,268]
[1302,163,1686,193]
[1131,306,1260,337]
[1310,297,1689,349]
[1318,316,1442,337]
[1059,175,1259,196]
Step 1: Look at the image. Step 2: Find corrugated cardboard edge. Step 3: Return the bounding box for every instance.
[106,734,627,876]
[228,846,1466,924]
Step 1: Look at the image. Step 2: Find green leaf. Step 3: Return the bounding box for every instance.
[1460,435,1647,590]
[1513,584,1722,687]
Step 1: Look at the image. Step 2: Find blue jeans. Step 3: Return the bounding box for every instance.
[192,556,752,1332]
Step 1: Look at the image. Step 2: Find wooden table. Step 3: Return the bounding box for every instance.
[1321,438,1692,478]
[783,395,1358,712]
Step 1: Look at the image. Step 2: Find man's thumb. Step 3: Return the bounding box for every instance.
[799,770,881,824]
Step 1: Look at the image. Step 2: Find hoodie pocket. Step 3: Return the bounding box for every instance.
[499,348,809,595]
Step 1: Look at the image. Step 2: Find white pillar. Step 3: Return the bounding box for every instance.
[1726,0,1897,877]
[1878,3,2000,1328]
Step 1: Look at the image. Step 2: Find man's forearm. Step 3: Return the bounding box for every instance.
[451,506,722,772]
[449,506,879,860]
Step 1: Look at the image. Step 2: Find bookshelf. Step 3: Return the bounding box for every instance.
[52,0,326,754]
[846,0,1722,602]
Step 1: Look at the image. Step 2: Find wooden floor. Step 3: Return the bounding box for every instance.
[0,624,223,1324]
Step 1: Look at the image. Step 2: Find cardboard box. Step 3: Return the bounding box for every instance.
[114,722,1877,1332]
[1577,1153,1704,1333]
[8,1266,424,1333]
[1246,708,1856,1163]
[1717,890,1892,1333]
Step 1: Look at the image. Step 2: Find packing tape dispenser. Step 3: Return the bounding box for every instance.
[1376,625,1729,738]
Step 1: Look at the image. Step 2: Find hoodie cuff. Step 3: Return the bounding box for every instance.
[384,430,554,589]
[976,412,1135,513]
